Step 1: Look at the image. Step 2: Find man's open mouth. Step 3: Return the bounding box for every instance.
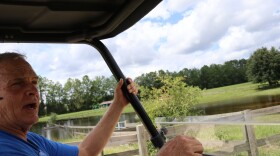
[23,103,37,109]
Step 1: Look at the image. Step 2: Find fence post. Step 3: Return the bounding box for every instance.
[136,125,148,156]
[243,110,258,156]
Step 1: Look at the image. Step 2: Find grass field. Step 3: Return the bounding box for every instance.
[198,82,280,105]
[39,105,134,123]
[181,124,280,155]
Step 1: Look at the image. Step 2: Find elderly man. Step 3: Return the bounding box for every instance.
[0,52,204,156]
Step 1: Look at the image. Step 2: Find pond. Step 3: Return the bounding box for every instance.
[197,94,280,115]
[30,112,138,141]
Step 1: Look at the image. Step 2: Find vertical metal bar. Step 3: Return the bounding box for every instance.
[86,39,165,148]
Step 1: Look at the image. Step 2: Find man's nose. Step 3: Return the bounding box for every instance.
[25,83,39,96]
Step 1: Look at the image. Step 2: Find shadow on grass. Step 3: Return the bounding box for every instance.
[257,83,280,90]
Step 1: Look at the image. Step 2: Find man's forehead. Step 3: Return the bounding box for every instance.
[0,73,38,78]
[0,67,36,74]
[0,58,37,80]
[0,73,38,79]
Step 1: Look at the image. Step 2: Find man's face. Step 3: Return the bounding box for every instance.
[0,58,40,131]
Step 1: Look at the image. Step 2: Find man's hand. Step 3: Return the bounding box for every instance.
[157,135,204,156]
[113,78,138,107]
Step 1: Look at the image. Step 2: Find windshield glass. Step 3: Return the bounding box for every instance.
[1,1,280,155]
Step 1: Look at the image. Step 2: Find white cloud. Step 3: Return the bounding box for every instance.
[146,0,203,20]
[219,27,255,51]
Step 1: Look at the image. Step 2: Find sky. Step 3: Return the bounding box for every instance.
[1,0,280,84]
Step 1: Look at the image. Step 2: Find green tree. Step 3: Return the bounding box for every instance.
[177,68,201,87]
[38,76,49,116]
[200,65,211,89]
[79,75,92,110]
[140,76,202,121]
[101,76,116,101]
[208,64,223,88]
[63,78,83,112]
[135,71,164,90]
[222,59,248,85]
[247,47,280,86]
[45,81,66,114]
[90,76,116,109]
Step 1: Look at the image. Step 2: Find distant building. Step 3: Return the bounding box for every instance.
[99,100,113,108]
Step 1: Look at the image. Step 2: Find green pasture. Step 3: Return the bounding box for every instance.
[218,125,280,155]
[39,105,134,123]
[199,82,280,105]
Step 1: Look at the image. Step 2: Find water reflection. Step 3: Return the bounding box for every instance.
[198,94,280,115]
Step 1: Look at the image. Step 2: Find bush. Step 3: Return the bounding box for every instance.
[47,112,57,126]
[140,76,203,121]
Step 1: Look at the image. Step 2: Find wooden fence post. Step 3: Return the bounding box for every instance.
[136,125,148,156]
[243,110,258,156]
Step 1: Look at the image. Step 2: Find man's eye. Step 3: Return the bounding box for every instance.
[11,82,24,88]
[12,82,23,86]
[32,81,38,85]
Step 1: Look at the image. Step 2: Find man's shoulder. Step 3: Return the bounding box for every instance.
[0,130,18,142]
[0,130,36,155]
[27,131,47,142]
[27,131,42,138]
[27,131,51,148]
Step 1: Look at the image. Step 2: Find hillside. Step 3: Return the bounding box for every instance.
[199,82,280,105]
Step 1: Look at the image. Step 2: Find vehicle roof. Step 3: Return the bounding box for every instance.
[0,0,161,43]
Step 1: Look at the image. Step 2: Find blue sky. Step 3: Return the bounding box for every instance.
[1,0,280,83]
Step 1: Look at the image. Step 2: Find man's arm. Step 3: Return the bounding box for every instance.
[78,78,137,156]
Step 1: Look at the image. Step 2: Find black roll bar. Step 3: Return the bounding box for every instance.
[87,39,212,156]
[88,39,165,148]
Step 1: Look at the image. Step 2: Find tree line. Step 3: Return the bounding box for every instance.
[135,59,248,90]
[38,75,116,116]
[38,46,280,116]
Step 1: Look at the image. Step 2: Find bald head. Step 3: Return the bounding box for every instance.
[0,52,36,81]
[0,52,26,63]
